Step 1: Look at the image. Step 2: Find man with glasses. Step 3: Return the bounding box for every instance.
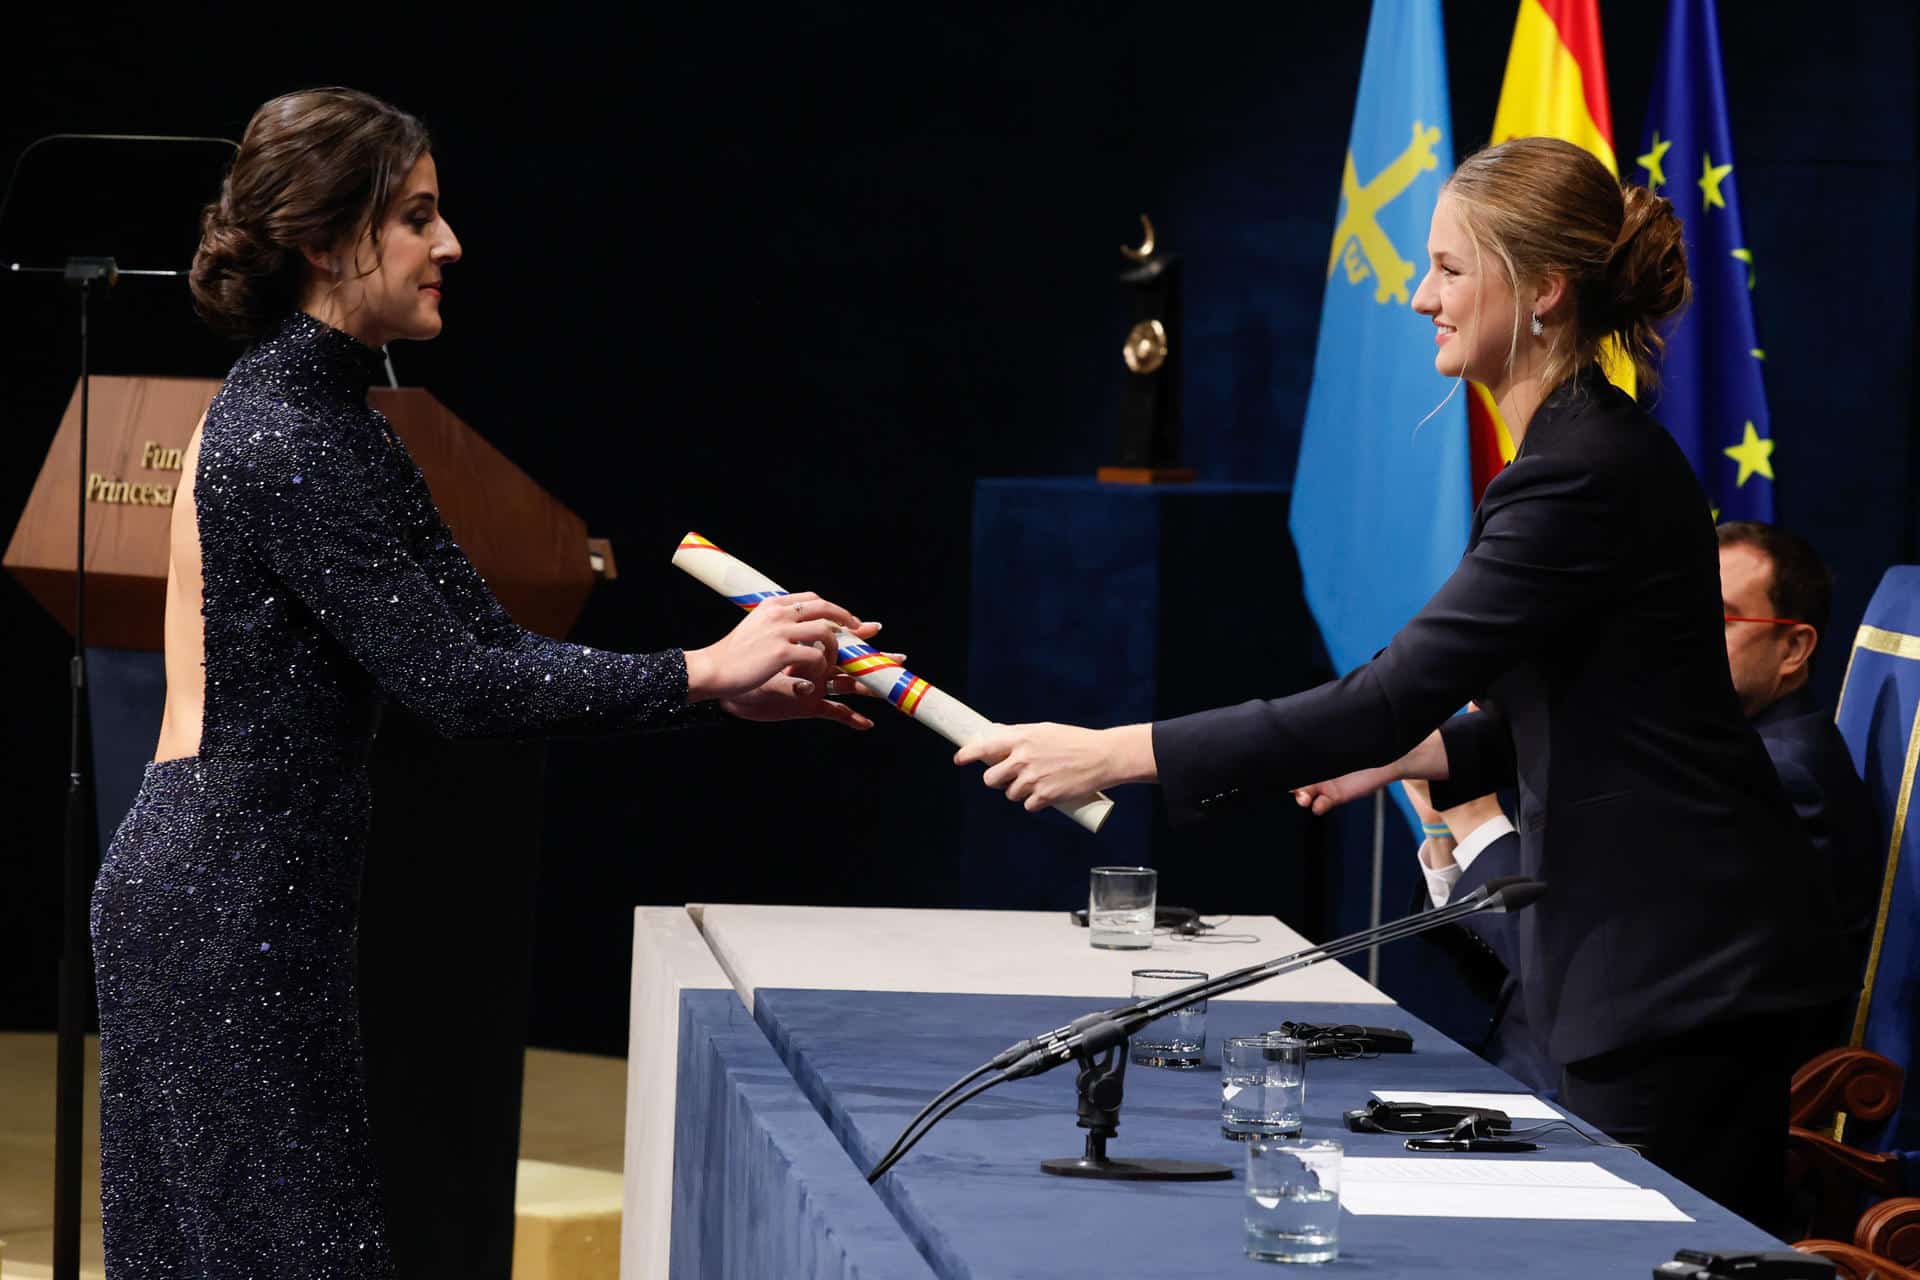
[1713,521,1876,953]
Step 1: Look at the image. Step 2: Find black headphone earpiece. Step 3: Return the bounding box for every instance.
[1450,1113,1499,1140]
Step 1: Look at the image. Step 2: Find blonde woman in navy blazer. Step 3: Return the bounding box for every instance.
[958,137,1851,1230]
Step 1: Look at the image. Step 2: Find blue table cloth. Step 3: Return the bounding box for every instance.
[671,989,936,1279]
[750,989,1784,1278]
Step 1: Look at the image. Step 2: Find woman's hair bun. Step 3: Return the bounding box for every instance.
[1606,185,1691,330]
[189,182,296,340]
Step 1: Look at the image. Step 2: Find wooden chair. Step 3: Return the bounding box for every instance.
[1787,567,1920,1265]
[1790,1048,1908,1240]
[1797,1195,1920,1279]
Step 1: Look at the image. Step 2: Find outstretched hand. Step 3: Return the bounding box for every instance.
[719,672,875,730]
[954,722,1153,810]
[718,648,911,732]
[685,591,878,700]
[1294,727,1453,815]
[684,590,887,732]
[1292,762,1400,816]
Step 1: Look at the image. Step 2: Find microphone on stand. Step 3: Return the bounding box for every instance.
[866,876,1547,1184]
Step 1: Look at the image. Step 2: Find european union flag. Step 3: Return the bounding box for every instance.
[1291,0,1470,832]
[1635,0,1774,520]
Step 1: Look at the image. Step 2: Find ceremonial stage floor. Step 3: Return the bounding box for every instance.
[0,1032,626,1279]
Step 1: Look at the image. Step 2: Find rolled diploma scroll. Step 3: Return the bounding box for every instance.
[672,532,1114,834]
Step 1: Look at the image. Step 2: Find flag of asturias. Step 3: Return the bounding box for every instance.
[1471,0,1626,503]
[1637,0,1774,522]
[1291,0,1469,832]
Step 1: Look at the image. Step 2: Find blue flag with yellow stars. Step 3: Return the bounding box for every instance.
[1635,0,1773,520]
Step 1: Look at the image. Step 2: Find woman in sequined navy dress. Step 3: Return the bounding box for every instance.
[89,88,878,1279]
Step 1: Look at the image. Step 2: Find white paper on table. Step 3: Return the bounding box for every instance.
[1346,1158,1632,1187]
[1369,1090,1564,1121]
[1339,1158,1693,1223]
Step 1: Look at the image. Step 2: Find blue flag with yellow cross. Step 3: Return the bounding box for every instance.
[1636,0,1774,520]
[1290,0,1468,836]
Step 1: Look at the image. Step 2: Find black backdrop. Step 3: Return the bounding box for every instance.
[3,1,1914,1055]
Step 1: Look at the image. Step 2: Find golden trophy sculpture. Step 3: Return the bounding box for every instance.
[1098,215,1194,485]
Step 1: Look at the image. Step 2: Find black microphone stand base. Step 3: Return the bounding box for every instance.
[1038,1039,1231,1182]
[1041,1153,1231,1181]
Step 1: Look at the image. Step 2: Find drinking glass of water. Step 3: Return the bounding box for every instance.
[1088,866,1156,950]
[1244,1138,1341,1264]
[1221,1034,1305,1139]
[1129,969,1207,1068]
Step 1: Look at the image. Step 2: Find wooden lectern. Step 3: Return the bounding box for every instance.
[5,375,612,645]
[6,376,612,1280]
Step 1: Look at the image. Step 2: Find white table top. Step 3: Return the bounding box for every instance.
[690,904,1392,1010]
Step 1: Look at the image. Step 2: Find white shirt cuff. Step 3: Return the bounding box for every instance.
[1451,815,1516,872]
[1421,844,1464,908]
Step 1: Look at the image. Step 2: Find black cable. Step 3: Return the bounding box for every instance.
[869,1060,996,1175]
[1178,915,1261,945]
[1505,1117,1643,1152]
[1136,902,1473,1021]
[867,1070,1011,1183]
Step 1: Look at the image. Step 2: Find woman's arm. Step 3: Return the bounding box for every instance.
[240,412,853,738]
[380,435,736,726]
[962,445,1621,814]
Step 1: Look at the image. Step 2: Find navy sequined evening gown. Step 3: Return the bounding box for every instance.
[91,311,708,1278]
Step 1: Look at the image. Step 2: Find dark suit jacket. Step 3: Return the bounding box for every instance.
[1440,683,1876,1085]
[1752,685,1880,975]
[1154,368,1854,1065]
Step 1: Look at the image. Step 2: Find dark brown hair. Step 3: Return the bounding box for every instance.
[1443,136,1692,394]
[190,88,431,340]
[1718,521,1835,648]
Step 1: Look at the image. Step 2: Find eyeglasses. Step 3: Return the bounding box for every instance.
[1724,614,1801,627]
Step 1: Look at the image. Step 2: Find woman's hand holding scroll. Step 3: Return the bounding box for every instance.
[956,722,1157,811]
[684,591,884,729]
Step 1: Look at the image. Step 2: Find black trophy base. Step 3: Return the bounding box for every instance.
[1041,1155,1232,1181]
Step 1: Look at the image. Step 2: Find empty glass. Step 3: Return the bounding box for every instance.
[1129,969,1207,1069]
[1088,866,1157,949]
[1244,1138,1341,1263]
[1221,1034,1305,1140]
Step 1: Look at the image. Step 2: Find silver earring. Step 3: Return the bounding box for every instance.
[1529,312,1544,337]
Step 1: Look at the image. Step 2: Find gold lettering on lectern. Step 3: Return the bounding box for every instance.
[87,472,176,507]
[87,439,187,507]
[142,441,186,471]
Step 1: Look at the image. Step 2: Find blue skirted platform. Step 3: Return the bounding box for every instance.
[694,988,1785,1277]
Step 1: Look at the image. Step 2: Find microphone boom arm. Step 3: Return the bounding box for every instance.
[867,876,1546,1182]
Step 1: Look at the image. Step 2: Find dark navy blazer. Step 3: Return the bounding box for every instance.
[1154,368,1855,1065]
[1452,684,1877,1078]
[1751,685,1880,971]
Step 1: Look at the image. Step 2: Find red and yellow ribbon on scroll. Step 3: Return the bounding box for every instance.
[672,532,1114,833]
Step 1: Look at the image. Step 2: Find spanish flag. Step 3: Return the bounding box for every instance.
[1469,0,1626,502]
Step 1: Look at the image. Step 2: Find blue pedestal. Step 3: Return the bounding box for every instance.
[963,477,1325,923]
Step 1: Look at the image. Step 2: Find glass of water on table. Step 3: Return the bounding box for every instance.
[1221,1034,1305,1139]
[1088,866,1156,949]
[1245,1138,1342,1264]
[1129,969,1207,1068]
